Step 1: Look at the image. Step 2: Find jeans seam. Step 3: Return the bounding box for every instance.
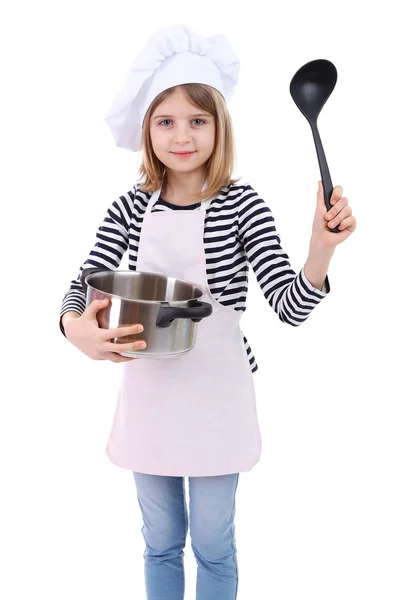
[231,473,239,600]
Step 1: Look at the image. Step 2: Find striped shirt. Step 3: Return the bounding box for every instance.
[60,182,330,373]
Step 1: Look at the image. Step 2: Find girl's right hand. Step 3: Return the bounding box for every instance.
[64,298,146,362]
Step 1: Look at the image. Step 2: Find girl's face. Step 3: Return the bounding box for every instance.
[149,87,216,174]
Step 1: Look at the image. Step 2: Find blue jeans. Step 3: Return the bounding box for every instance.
[132,472,240,600]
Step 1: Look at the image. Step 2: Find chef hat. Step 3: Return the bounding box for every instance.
[104,24,240,153]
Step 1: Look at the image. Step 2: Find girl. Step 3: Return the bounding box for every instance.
[60,24,356,600]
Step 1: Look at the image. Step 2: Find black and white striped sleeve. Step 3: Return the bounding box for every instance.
[59,187,136,336]
[237,185,330,326]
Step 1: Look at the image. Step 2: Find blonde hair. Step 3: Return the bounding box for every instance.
[136,83,241,203]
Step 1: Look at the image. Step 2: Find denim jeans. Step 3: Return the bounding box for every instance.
[132,471,240,600]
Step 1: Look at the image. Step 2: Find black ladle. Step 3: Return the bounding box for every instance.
[290,59,340,233]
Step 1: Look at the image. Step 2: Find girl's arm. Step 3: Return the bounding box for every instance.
[237,184,330,327]
[59,186,136,337]
[304,242,335,292]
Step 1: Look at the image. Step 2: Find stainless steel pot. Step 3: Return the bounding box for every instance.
[81,268,213,358]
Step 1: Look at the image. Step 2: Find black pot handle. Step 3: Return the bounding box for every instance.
[156,300,213,328]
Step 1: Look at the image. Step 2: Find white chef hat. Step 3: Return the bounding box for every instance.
[104,24,240,153]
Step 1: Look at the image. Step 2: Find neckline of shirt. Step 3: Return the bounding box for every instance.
[158,195,201,209]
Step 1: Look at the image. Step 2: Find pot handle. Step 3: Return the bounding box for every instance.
[80,267,111,295]
[156,300,213,328]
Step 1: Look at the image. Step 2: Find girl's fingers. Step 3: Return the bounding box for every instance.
[326,196,348,220]
[103,340,146,352]
[99,324,144,339]
[337,216,355,231]
[331,185,343,201]
[328,205,352,227]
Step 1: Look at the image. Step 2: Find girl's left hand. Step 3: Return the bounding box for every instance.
[311,180,357,248]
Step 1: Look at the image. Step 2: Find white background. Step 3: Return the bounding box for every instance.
[1,1,399,599]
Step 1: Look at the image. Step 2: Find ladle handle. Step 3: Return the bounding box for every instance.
[310,124,340,233]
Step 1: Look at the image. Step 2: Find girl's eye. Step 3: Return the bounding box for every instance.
[158,119,206,126]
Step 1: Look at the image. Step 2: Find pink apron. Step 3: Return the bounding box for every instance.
[105,186,262,476]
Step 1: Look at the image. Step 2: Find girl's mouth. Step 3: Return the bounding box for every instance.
[171,151,196,157]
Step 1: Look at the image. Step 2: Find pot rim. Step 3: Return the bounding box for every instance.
[84,270,205,305]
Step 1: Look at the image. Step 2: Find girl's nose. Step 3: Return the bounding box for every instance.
[173,126,193,143]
